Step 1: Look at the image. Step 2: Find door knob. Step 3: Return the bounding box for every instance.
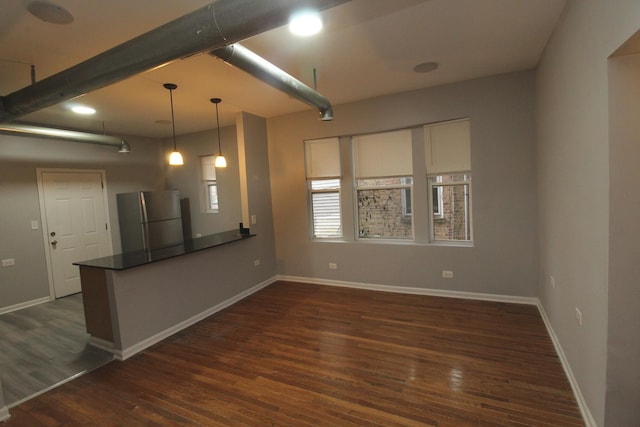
[51,240,58,246]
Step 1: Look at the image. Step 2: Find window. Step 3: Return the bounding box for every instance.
[305,138,342,239]
[200,155,219,213]
[353,129,413,240]
[429,174,472,241]
[310,179,341,238]
[425,120,472,242]
[356,177,413,239]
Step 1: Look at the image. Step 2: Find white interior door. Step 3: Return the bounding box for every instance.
[40,171,112,298]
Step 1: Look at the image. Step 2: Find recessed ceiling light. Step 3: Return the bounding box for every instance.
[414,62,439,73]
[71,106,96,115]
[26,1,74,25]
[289,12,322,37]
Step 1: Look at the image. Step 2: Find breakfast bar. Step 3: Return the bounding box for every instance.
[74,230,256,360]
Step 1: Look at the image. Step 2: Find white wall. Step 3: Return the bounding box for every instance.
[268,70,538,297]
[536,0,640,425]
[0,133,165,311]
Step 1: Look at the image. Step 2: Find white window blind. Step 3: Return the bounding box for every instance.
[424,120,471,174]
[305,138,341,179]
[201,155,217,181]
[353,129,412,178]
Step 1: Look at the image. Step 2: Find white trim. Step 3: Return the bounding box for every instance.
[0,296,51,315]
[277,275,538,305]
[116,277,277,361]
[536,303,597,427]
[0,405,9,422]
[36,168,113,300]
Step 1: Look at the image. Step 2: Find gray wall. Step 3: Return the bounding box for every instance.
[536,0,640,425]
[0,133,165,311]
[165,126,243,238]
[606,53,640,426]
[268,70,538,297]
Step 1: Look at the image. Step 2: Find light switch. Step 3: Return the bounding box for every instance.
[251,215,257,225]
[31,220,39,230]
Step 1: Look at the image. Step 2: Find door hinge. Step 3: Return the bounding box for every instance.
[105,223,108,230]
[101,181,104,189]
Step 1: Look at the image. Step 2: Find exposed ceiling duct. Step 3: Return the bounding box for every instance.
[0,122,130,152]
[210,43,334,121]
[0,0,350,124]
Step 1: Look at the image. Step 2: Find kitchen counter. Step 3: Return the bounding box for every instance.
[74,229,254,270]
[74,228,259,360]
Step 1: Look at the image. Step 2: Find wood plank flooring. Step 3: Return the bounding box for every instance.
[4,281,584,426]
[0,293,113,406]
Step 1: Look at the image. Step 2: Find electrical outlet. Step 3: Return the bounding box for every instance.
[442,270,453,279]
[254,259,261,267]
[2,259,15,267]
[550,275,556,289]
[328,262,338,270]
[575,307,582,326]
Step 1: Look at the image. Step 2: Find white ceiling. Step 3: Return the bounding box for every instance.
[0,0,566,138]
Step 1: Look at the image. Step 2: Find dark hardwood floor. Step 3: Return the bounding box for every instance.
[3,281,584,426]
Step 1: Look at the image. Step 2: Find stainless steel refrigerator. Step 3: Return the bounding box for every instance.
[117,190,184,253]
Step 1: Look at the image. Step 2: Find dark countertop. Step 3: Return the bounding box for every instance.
[74,229,255,271]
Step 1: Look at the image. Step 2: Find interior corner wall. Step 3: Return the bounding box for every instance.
[606,53,640,427]
[267,70,538,297]
[236,112,277,280]
[535,0,640,425]
[0,133,165,312]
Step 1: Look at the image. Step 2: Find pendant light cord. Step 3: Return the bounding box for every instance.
[215,101,222,155]
[169,88,177,151]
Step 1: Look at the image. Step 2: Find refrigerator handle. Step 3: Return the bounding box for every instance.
[141,223,151,252]
[140,192,149,223]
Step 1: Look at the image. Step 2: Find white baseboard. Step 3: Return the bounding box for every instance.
[116,277,278,361]
[277,275,539,305]
[0,296,51,315]
[536,303,597,427]
[0,406,9,422]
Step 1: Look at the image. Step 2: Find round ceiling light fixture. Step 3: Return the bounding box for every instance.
[414,61,439,73]
[71,105,96,115]
[26,1,74,25]
[289,11,322,36]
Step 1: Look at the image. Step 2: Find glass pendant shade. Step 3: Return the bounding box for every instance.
[211,97,227,168]
[214,154,227,168]
[169,150,184,165]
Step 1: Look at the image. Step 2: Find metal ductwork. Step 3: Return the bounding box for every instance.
[210,43,334,121]
[0,0,350,123]
[0,122,130,152]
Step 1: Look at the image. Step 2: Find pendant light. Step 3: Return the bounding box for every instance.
[210,97,227,168]
[164,83,183,166]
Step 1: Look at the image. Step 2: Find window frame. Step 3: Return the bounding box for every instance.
[200,155,219,214]
[355,176,414,240]
[428,173,473,243]
[308,178,342,240]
